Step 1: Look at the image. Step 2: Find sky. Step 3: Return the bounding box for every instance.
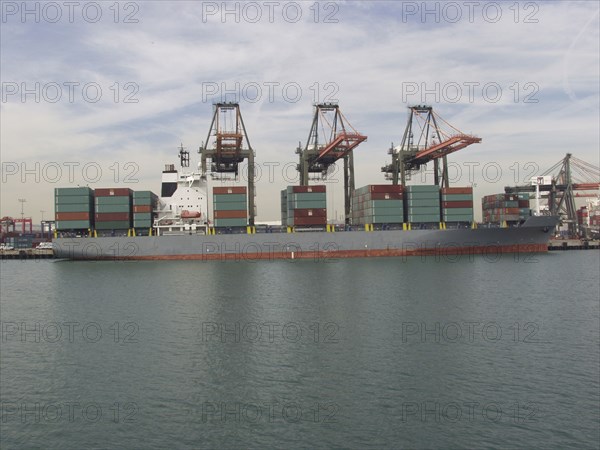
[1,0,599,223]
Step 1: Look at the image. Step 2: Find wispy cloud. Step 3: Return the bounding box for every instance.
[1,0,598,221]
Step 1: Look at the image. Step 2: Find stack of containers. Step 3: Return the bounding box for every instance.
[351,185,404,225]
[280,190,288,226]
[213,186,247,228]
[94,188,133,230]
[285,185,326,227]
[405,185,441,223]
[576,207,588,227]
[441,187,474,223]
[54,187,94,230]
[590,208,600,227]
[133,191,158,230]
[517,193,531,219]
[481,194,520,223]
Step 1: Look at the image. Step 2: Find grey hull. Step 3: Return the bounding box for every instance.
[53,216,559,260]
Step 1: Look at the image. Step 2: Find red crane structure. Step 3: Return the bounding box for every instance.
[296,103,367,224]
[382,105,481,187]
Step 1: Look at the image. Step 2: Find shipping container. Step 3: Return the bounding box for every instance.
[287,192,327,203]
[213,194,247,203]
[441,208,473,215]
[213,218,248,227]
[442,201,473,208]
[407,214,441,223]
[406,185,439,192]
[133,213,153,221]
[55,212,90,221]
[55,203,93,213]
[94,188,133,197]
[213,210,248,219]
[213,201,248,211]
[406,199,440,208]
[286,217,327,226]
[94,220,131,230]
[289,208,327,218]
[95,204,131,213]
[441,194,473,202]
[287,200,327,209]
[55,195,93,205]
[405,192,440,200]
[133,205,153,213]
[55,220,92,230]
[406,206,440,215]
[213,186,247,195]
[441,187,473,195]
[95,212,130,221]
[95,196,131,206]
[286,185,326,194]
[55,187,93,197]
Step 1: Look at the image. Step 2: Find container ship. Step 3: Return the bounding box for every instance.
[52,103,559,260]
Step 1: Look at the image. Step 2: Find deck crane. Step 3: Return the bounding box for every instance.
[199,102,256,226]
[296,103,367,224]
[505,153,600,237]
[381,105,482,187]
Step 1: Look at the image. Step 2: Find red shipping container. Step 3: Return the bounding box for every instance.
[518,200,530,207]
[292,209,327,218]
[213,186,247,195]
[368,192,404,200]
[94,188,132,197]
[442,201,473,208]
[292,217,327,225]
[441,187,473,194]
[368,185,404,193]
[95,212,130,221]
[133,205,152,213]
[55,212,90,221]
[290,185,326,193]
[213,210,248,219]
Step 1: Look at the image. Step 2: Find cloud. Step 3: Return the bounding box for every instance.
[1,0,598,222]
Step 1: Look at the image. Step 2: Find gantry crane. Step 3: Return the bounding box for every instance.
[199,102,256,226]
[382,105,481,187]
[505,153,600,237]
[296,103,367,224]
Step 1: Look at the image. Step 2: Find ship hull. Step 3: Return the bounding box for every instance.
[53,216,559,261]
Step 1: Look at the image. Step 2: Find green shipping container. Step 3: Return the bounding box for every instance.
[95,196,131,206]
[56,220,92,230]
[288,200,327,209]
[406,199,440,207]
[408,214,441,223]
[443,215,473,222]
[407,206,440,215]
[133,213,153,221]
[94,221,131,230]
[95,204,131,213]
[133,191,156,199]
[213,202,248,211]
[287,192,327,202]
[442,208,473,215]
[405,193,440,200]
[364,215,404,223]
[133,221,153,228]
[55,195,93,205]
[214,218,248,227]
[133,198,156,206]
[55,203,92,213]
[55,187,93,196]
[213,194,247,203]
[406,185,439,192]
[442,194,473,202]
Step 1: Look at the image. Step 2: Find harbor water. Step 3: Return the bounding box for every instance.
[1,251,598,448]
